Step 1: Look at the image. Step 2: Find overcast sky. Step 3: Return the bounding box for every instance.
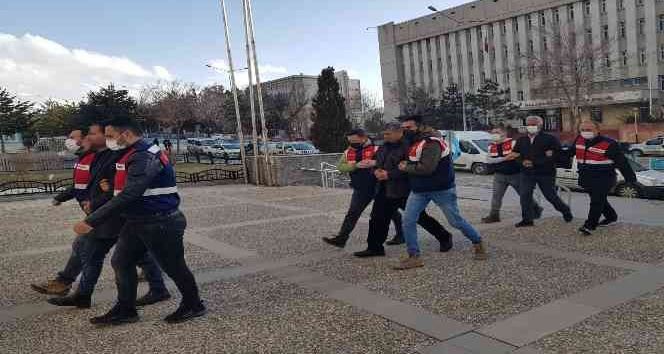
[0,0,467,104]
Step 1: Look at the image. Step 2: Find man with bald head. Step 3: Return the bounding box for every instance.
[574,120,636,235]
[510,115,573,227]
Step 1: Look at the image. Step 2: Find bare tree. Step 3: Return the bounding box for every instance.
[524,26,614,129]
[285,82,312,139]
[196,85,226,134]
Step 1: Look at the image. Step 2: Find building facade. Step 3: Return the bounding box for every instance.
[261,71,363,138]
[379,0,664,131]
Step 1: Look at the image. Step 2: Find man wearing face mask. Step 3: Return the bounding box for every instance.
[574,120,636,235]
[323,128,403,248]
[31,129,92,296]
[395,115,487,270]
[482,126,542,223]
[47,123,170,309]
[510,116,573,227]
[74,117,205,325]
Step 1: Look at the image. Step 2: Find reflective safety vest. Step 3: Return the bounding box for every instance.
[407,137,455,192]
[408,137,450,162]
[73,152,95,191]
[114,142,180,216]
[345,144,378,162]
[489,139,514,158]
[575,135,616,174]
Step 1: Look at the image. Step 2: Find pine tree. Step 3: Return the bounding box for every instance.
[466,80,522,128]
[78,84,138,127]
[0,87,33,153]
[310,67,351,153]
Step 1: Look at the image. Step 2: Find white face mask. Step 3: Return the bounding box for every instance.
[491,134,504,142]
[526,126,540,134]
[580,132,596,140]
[106,138,126,151]
[64,138,80,153]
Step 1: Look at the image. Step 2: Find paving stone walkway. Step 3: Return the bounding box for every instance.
[1,184,664,353]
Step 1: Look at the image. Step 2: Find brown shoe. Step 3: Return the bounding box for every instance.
[393,255,424,270]
[30,279,71,296]
[473,242,488,260]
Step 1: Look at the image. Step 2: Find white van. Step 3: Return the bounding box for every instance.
[440,130,493,175]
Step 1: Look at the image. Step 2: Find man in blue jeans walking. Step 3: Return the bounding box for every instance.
[394,115,488,270]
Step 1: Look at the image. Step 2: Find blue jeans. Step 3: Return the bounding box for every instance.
[403,188,482,256]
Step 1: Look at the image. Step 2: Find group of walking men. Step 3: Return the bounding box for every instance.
[325,114,637,268]
[30,118,206,326]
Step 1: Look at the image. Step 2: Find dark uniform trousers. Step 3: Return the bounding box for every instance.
[519,174,571,222]
[338,189,403,240]
[366,188,449,252]
[111,211,201,310]
[581,175,618,229]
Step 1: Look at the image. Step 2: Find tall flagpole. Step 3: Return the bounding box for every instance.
[245,0,272,185]
[219,0,248,184]
[240,0,261,185]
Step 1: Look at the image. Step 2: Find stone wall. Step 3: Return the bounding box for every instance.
[245,153,344,186]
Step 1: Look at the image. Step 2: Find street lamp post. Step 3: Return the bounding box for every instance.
[632,107,640,144]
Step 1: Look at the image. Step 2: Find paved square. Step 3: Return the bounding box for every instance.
[1,184,664,353]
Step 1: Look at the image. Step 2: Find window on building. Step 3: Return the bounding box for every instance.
[470,74,475,87]
[516,42,521,55]
[543,37,548,51]
[619,21,626,38]
[591,107,603,122]
[660,45,664,61]
[518,67,523,80]
[640,50,647,65]
[518,90,525,100]
[553,9,560,23]
[601,0,607,13]
[584,1,591,15]
[618,0,624,10]
[506,72,511,82]
[539,12,546,26]
[622,50,628,65]
[489,25,494,37]
[603,25,609,40]
[639,18,646,35]
[568,5,575,19]
[605,55,611,67]
[637,0,644,6]
[660,15,664,32]
[492,70,497,81]
[526,14,532,29]
[501,21,507,34]
[529,40,534,53]
[469,52,473,66]
[585,28,593,42]
[503,45,509,58]
[514,19,519,32]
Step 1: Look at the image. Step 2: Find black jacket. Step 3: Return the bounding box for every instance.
[577,135,637,187]
[85,141,170,228]
[375,141,410,199]
[513,132,561,176]
[85,149,125,239]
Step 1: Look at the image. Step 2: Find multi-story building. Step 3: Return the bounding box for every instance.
[379,0,664,131]
[261,71,363,138]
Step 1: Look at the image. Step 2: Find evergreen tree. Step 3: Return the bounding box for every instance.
[78,84,138,127]
[310,67,351,152]
[0,87,33,152]
[466,80,522,127]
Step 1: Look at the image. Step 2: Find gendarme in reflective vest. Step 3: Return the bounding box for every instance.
[72,152,95,202]
[114,141,179,215]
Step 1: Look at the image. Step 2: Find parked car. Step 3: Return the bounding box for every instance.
[556,154,664,199]
[441,130,492,175]
[187,138,217,154]
[283,142,319,155]
[629,136,664,156]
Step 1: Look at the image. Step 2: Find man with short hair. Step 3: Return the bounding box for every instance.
[575,120,636,235]
[482,126,542,223]
[354,122,452,258]
[74,118,205,325]
[395,115,487,270]
[48,123,169,309]
[511,116,573,227]
[323,128,402,248]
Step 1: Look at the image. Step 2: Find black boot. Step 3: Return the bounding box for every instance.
[136,290,172,307]
[90,304,139,326]
[481,212,500,223]
[435,231,454,252]
[533,206,544,220]
[322,235,347,248]
[353,249,386,258]
[47,292,91,309]
[164,301,207,324]
[385,235,404,245]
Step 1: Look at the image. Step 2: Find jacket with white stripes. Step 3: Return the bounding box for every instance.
[574,135,636,186]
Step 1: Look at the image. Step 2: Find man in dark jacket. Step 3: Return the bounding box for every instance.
[322,128,402,248]
[575,120,637,235]
[511,116,573,227]
[47,123,170,309]
[353,122,452,257]
[395,115,487,270]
